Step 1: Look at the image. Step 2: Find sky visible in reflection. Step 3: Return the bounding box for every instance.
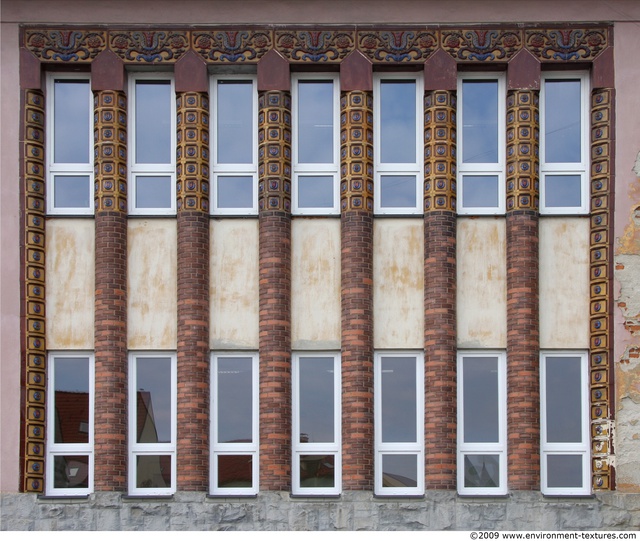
[380,175,416,208]
[298,81,334,164]
[54,80,90,164]
[463,357,499,443]
[545,356,582,443]
[217,81,253,164]
[462,175,499,208]
[545,80,581,163]
[547,454,583,487]
[137,357,172,443]
[462,80,498,164]
[217,175,254,208]
[299,357,335,443]
[380,81,416,164]
[298,175,334,208]
[217,357,253,443]
[381,357,417,443]
[135,175,172,208]
[136,81,172,164]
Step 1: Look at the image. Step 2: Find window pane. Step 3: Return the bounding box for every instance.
[381,356,417,443]
[53,175,91,209]
[547,455,583,488]
[53,455,89,489]
[54,80,90,164]
[382,454,418,488]
[544,175,582,208]
[461,175,499,208]
[464,454,500,488]
[462,81,498,164]
[217,455,253,488]
[299,357,335,444]
[135,81,172,164]
[136,455,172,488]
[136,357,172,444]
[135,175,172,209]
[217,81,253,164]
[463,356,499,443]
[298,81,333,164]
[545,80,581,163]
[299,454,335,488]
[545,356,583,443]
[380,81,416,164]
[54,357,89,444]
[217,175,253,209]
[380,175,417,208]
[217,357,253,444]
[298,175,334,208]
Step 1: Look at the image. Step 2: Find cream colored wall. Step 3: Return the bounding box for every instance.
[457,217,507,349]
[127,219,177,349]
[291,218,341,350]
[374,219,424,349]
[210,219,259,350]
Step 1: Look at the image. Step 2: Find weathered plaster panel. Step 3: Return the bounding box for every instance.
[457,217,507,349]
[46,219,95,349]
[127,219,177,350]
[291,218,341,350]
[539,217,590,349]
[373,218,424,349]
[210,219,259,350]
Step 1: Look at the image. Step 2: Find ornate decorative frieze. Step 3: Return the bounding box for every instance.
[441,29,522,61]
[192,30,272,62]
[357,30,437,62]
[24,29,107,61]
[109,30,189,63]
[525,28,609,61]
[276,30,355,62]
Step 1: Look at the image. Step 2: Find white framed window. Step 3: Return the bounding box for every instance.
[211,75,258,215]
[540,72,589,214]
[374,74,424,215]
[374,352,424,496]
[129,74,176,215]
[292,74,340,215]
[457,73,506,215]
[210,352,259,496]
[457,351,507,495]
[46,74,94,215]
[292,353,341,495]
[128,352,176,496]
[46,352,94,496]
[540,351,590,496]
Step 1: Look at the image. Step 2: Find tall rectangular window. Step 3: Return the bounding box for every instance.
[292,74,339,215]
[457,351,507,495]
[541,351,590,495]
[374,75,423,215]
[210,353,259,496]
[128,353,176,495]
[46,74,94,215]
[211,76,258,215]
[46,353,94,495]
[129,75,176,214]
[374,352,424,496]
[540,73,589,214]
[292,353,341,495]
[457,74,505,215]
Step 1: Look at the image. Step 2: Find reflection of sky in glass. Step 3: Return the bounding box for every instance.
[217,175,253,208]
[55,357,89,392]
[54,80,90,164]
[54,358,89,444]
[380,81,416,163]
[217,81,253,164]
[547,455,582,487]
[381,357,416,443]
[136,176,172,208]
[544,175,581,207]
[54,175,91,208]
[463,357,499,443]
[382,454,417,487]
[380,175,416,208]
[545,356,582,443]
[217,357,253,443]
[298,175,333,208]
[136,81,171,164]
[462,81,498,163]
[462,175,499,207]
[137,357,172,443]
[298,81,333,164]
[299,357,334,443]
[545,80,581,163]
[464,454,500,488]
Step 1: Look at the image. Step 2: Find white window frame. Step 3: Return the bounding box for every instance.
[46,352,95,496]
[292,74,340,216]
[292,352,342,496]
[128,73,177,215]
[540,72,590,215]
[210,74,258,216]
[128,352,177,496]
[457,73,506,215]
[374,74,424,215]
[210,352,259,496]
[457,350,507,496]
[540,351,590,496]
[374,351,424,496]
[46,73,94,216]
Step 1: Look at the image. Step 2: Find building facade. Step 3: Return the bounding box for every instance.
[1,0,640,530]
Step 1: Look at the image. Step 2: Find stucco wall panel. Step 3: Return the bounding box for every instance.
[210,219,259,350]
[127,219,177,349]
[46,219,95,349]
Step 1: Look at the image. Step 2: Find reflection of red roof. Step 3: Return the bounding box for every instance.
[218,455,252,487]
[136,391,159,443]
[54,391,89,444]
